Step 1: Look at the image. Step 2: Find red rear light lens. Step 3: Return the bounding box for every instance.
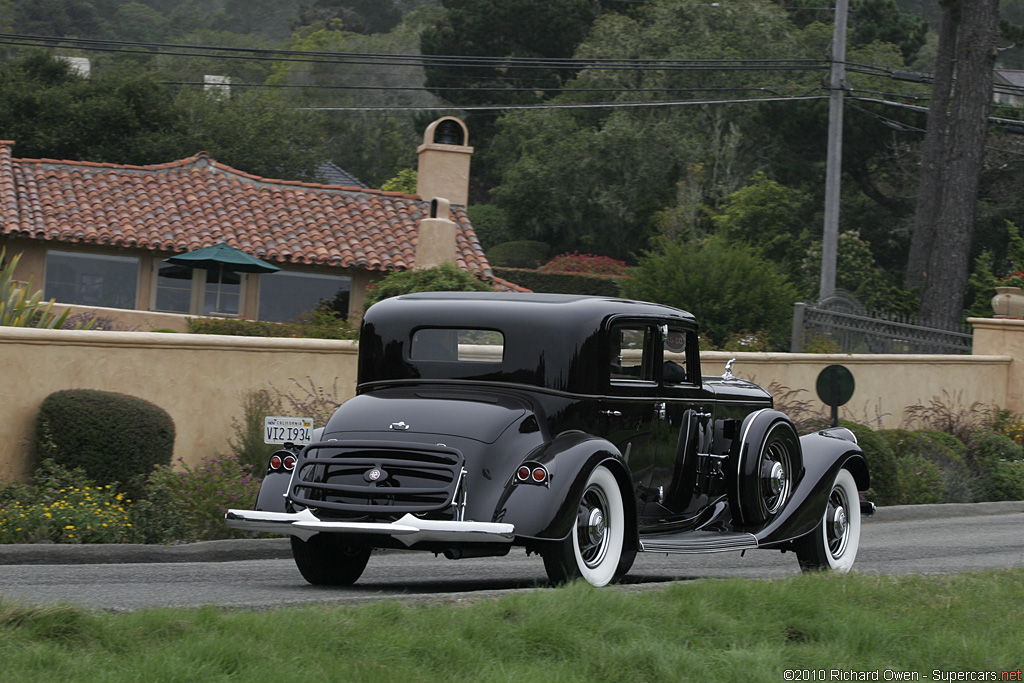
[532,467,547,483]
[269,454,283,470]
[282,455,297,471]
[517,466,531,481]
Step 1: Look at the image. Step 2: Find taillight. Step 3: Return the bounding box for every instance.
[516,463,549,485]
[269,454,283,470]
[282,454,297,471]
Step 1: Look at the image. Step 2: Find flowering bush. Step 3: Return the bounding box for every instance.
[142,454,262,543]
[538,252,631,277]
[998,270,1024,289]
[0,460,133,544]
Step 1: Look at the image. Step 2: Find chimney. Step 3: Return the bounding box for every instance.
[416,117,473,207]
[413,197,457,270]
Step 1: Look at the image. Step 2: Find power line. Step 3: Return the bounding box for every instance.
[297,94,831,112]
[0,33,829,71]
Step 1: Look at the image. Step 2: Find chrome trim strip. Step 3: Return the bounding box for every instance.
[225,508,515,546]
[639,532,758,554]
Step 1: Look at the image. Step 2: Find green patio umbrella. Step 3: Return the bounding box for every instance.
[164,242,280,313]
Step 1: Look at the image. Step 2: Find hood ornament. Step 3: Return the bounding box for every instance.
[390,421,410,431]
[723,358,737,381]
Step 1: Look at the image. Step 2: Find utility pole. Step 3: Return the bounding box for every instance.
[819,0,849,301]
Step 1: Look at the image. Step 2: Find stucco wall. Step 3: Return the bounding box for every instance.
[1,321,1022,483]
[701,351,1011,428]
[0,327,357,482]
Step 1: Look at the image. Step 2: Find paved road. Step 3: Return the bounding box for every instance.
[1,504,1022,612]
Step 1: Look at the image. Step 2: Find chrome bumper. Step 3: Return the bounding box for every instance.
[225,508,516,545]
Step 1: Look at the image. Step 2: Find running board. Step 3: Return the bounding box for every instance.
[640,530,758,554]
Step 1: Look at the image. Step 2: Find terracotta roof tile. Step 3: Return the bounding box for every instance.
[0,143,493,278]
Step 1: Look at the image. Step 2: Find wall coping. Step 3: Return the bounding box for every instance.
[700,350,1012,366]
[968,316,1024,331]
[0,327,359,353]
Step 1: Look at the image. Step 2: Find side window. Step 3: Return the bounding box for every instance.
[610,324,654,382]
[663,326,693,385]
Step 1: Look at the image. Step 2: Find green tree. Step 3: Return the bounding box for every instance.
[622,235,798,350]
[710,173,813,279]
[270,9,443,186]
[0,51,328,180]
[489,0,808,259]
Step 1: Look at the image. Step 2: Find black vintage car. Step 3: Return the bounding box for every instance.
[226,292,870,587]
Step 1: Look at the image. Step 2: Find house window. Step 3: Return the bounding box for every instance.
[154,262,194,313]
[153,260,245,316]
[258,271,351,322]
[45,250,139,309]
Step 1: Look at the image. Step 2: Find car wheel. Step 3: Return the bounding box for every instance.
[794,468,860,572]
[738,418,799,524]
[542,465,626,587]
[290,534,371,586]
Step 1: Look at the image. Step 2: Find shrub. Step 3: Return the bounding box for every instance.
[491,267,623,296]
[0,460,133,544]
[35,390,174,499]
[187,306,358,339]
[622,235,798,350]
[229,389,281,475]
[878,429,972,504]
[485,240,551,268]
[363,262,492,310]
[538,252,631,277]
[272,376,345,427]
[840,421,898,504]
[967,431,1024,501]
[141,454,262,543]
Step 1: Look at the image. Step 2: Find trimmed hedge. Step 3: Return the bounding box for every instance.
[493,267,625,297]
[35,390,175,497]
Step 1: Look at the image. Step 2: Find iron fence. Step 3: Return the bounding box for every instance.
[791,294,972,354]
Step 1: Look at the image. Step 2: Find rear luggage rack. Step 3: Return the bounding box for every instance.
[289,441,465,515]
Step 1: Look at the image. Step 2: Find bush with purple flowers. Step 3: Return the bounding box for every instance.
[138,453,262,543]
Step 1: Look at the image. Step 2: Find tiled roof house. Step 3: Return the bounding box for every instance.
[0,117,517,328]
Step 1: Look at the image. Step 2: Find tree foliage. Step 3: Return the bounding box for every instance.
[0,51,327,179]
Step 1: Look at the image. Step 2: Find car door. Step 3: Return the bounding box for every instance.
[594,320,667,518]
[640,322,717,527]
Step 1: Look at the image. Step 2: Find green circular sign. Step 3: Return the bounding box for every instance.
[816,364,855,408]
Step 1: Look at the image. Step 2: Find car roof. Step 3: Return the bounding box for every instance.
[365,292,696,328]
[358,292,698,393]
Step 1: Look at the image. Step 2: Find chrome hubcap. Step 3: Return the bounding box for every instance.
[587,508,606,546]
[577,485,610,569]
[826,485,851,559]
[768,461,785,496]
[760,439,792,516]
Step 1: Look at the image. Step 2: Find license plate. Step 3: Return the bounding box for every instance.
[264,416,314,445]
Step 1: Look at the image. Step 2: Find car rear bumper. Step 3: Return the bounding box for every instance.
[225,508,516,545]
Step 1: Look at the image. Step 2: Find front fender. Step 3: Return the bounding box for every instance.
[491,431,635,542]
[755,429,868,547]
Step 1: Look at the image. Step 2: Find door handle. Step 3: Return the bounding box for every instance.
[599,410,622,417]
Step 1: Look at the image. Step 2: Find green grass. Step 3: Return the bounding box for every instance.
[1,570,1022,682]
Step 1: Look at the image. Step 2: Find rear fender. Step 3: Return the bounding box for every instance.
[491,431,636,543]
[755,429,868,546]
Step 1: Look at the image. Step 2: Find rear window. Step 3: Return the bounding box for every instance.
[410,328,504,363]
